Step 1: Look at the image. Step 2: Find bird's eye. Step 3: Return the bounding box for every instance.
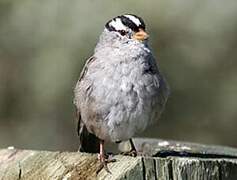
[119,30,127,36]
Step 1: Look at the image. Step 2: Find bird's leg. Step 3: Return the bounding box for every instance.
[129,139,138,156]
[96,140,116,174]
[128,138,138,157]
[121,139,138,157]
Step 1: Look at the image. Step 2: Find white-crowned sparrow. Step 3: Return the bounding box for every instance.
[74,14,169,172]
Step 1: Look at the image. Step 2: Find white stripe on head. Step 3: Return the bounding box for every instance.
[109,18,127,31]
[124,15,141,26]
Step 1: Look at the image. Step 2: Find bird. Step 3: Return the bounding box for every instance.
[73,14,169,172]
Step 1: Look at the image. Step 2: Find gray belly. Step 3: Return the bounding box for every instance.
[87,66,162,142]
[75,51,169,142]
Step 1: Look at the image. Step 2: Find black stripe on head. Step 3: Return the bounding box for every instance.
[119,15,139,32]
[123,14,146,30]
[105,14,146,32]
[105,19,116,31]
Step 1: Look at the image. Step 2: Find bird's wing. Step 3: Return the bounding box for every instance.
[76,108,100,153]
[75,56,100,153]
[78,56,95,82]
[145,56,170,123]
[151,56,170,108]
[75,56,95,136]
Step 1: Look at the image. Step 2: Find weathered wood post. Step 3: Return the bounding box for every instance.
[1,138,237,179]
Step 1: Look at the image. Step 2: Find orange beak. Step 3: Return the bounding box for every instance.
[133,28,149,41]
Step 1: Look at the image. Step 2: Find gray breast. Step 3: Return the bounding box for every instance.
[74,44,169,142]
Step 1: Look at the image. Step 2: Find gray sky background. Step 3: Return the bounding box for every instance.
[0,0,237,151]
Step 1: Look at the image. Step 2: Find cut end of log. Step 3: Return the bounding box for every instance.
[1,139,237,179]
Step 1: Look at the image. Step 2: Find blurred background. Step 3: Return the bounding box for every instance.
[0,0,237,151]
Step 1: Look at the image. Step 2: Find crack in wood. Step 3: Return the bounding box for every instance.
[155,150,237,159]
[167,160,173,180]
[153,159,158,180]
[141,157,146,180]
[218,161,222,180]
[18,162,22,180]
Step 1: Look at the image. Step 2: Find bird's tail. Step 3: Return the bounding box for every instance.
[77,111,100,153]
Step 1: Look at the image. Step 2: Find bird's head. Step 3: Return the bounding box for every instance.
[103,14,149,44]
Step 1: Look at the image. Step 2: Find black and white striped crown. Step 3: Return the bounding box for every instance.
[105,14,146,33]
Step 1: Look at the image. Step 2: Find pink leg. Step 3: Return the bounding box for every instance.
[96,140,115,174]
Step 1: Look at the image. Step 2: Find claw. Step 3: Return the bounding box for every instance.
[97,160,111,174]
[96,140,116,174]
[121,149,137,157]
[121,139,138,157]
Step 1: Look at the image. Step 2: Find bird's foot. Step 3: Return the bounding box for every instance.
[121,139,138,157]
[96,153,116,174]
[121,149,138,157]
